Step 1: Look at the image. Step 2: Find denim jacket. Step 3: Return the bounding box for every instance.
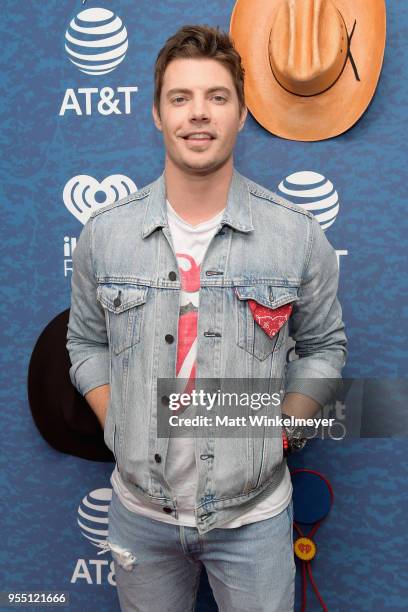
[66,169,347,534]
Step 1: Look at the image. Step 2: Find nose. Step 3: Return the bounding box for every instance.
[189,96,210,123]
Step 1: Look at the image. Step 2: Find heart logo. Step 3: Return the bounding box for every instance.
[299,543,312,554]
[294,537,317,561]
[63,175,137,225]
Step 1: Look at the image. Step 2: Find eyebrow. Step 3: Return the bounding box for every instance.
[165,86,232,98]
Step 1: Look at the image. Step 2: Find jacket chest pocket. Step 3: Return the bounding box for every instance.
[235,284,298,361]
[97,283,148,355]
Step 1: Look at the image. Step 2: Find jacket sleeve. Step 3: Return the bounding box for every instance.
[66,217,110,396]
[285,216,347,407]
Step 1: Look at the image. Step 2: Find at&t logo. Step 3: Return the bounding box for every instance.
[59,86,138,116]
[277,171,348,268]
[65,7,128,76]
[60,7,138,116]
[71,488,116,586]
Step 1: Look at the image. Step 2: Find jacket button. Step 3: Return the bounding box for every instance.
[168,271,177,281]
[161,395,170,406]
[165,334,174,344]
[154,453,162,463]
[113,297,121,307]
[162,506,173,514]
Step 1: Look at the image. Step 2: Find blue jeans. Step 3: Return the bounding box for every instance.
[107,489,295,611]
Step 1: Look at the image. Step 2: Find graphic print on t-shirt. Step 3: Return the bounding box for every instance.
[175,252,200,396]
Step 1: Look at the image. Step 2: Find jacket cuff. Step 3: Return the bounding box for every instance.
[69,352,110,397]
[285,358,343,407]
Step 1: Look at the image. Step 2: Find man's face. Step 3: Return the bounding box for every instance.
[152,57,247,175]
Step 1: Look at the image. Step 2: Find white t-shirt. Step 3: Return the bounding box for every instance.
[111,200,292,527]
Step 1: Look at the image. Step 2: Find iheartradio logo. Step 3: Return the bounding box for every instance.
[63,174,137,224]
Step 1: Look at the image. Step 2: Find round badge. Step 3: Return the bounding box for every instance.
[294,537,317,561]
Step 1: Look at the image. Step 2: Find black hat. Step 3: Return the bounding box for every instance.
[28,309,114,462]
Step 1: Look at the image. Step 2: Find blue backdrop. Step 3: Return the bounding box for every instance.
[1,1,407,610]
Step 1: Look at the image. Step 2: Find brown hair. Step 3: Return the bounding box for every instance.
[153,25,245,115]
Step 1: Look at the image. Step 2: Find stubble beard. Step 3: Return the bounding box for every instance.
[169,145,233,178]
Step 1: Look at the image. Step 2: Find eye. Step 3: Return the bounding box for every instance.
[172,96,187,104]
[212,95,227,103]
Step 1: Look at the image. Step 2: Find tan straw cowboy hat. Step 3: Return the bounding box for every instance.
[230,0,386,141]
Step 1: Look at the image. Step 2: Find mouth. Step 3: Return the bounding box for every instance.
[182,132,215,144]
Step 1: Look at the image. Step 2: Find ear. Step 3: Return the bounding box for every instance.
[152,104,162,131]
[238,105,248,132]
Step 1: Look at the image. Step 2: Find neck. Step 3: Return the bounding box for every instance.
[164,157,233,225]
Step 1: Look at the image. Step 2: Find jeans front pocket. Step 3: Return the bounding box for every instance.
[97,283,148,355]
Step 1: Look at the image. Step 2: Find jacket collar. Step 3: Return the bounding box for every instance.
[141,168,254,238]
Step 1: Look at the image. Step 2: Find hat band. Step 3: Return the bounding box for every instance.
[269,12,360,98]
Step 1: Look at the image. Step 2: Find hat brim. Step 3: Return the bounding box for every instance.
[28,309,114,462]
[230,0,386,141]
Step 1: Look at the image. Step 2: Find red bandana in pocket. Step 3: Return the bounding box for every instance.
[248,300,293,338]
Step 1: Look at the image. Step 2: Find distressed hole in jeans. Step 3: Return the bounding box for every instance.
[108,540,137,572]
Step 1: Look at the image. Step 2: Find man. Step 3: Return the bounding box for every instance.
[67,25,347,612]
